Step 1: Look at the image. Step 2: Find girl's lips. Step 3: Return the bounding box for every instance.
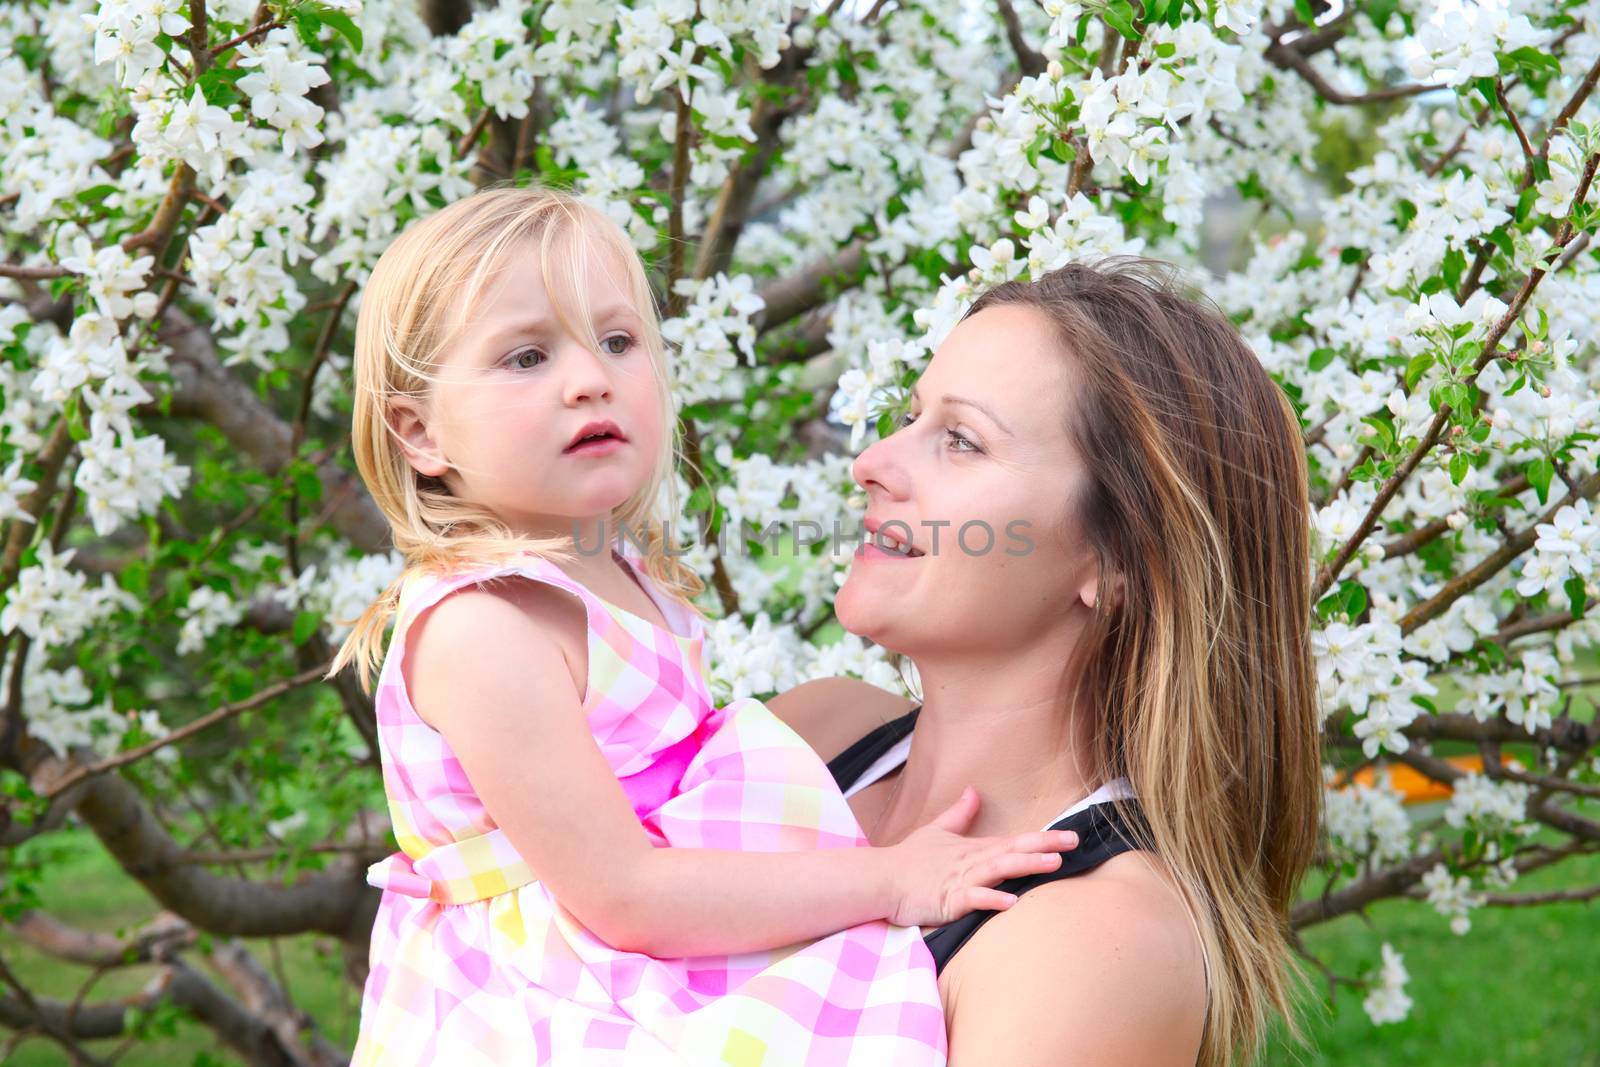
[564,437,626,457]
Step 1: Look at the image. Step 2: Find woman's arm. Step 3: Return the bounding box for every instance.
[409,581,1075,959]
[941,869,1206,1066]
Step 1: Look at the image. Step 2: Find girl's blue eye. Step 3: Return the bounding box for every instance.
[507,347,545,370]
[896,411,978,453]
[602,334,634,356]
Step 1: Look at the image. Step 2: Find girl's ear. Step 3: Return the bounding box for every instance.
[387,397,451,478]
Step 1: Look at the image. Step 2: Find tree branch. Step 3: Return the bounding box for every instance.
[1314,153,1600,600]
[70,770,376,941]
[156,308,390,551]
[755,241,866,331]
[996,0,1045,77]
[1265,42,1442,105]
[38,662,331,800]
[1399,470,1600,633]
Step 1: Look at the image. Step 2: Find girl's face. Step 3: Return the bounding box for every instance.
[835,304,1104,659]
[389,238,664,540]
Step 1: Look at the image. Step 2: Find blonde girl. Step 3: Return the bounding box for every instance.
[331,185,1077,1066]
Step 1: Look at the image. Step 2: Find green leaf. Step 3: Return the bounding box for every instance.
[1366,0,1399,31]
[120,561,151,596]
[1103,0,1140,40]
[1515,185,1538,223]
[1441,246,1466,291]
[1440,381,1471,413]
[1449,451,1471,485]
[294,9,323,48]
[75,183,117,206]
[1316,579,1368,620]
[293,466,324,505]
[1308,347,1337,371]
[1526,455,1554,504]
[319,10,363,53]
[1565,575,1588,618]
[1360,413,1397,452]
[292,611,322,646]
[1405,352,1434,390]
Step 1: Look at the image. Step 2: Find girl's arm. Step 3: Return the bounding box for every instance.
[408,580,1077,958]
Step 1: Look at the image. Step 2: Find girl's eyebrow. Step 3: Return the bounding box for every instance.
[485,303,638,347]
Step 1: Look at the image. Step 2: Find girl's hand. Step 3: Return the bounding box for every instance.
[882,786,1080,928]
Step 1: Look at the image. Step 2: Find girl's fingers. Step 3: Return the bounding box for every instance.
[930,785,982,834]
[984,851,1062,881]
[1006,830,1079,853]
[962,887,1019,914]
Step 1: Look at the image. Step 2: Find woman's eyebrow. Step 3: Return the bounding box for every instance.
[910,386,1014,436]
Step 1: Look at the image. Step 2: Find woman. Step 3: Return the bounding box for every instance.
[771,258,1321,1065]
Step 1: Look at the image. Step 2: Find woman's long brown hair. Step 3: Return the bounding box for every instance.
[966,257,1320,1066]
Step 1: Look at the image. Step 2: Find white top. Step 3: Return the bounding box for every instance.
[841,732,1136,829]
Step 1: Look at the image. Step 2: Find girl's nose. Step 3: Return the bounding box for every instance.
[562,342,613,406]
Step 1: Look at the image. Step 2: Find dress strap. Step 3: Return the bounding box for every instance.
[391,551,595,647]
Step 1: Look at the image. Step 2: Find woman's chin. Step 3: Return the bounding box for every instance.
[834,576,897,645]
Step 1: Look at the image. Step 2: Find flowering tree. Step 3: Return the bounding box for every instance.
[2,0,1598,1060]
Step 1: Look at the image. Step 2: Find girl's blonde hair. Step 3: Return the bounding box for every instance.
[330,184,705,692]
[962,258,1321,1066]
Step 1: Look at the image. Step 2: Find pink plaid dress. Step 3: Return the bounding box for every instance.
[352,543,947,1066]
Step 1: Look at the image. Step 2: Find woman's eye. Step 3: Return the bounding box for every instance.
[944,429,978,453]
[601,334,634,355]
[896,411,978,453]
[507,348,545,370]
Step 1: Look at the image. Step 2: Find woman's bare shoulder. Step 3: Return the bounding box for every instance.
[941,851,1206,1066]
[764,676,916,764]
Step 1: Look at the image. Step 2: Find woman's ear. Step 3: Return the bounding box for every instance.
[387,397,451,478]
[1078,568,1125,612]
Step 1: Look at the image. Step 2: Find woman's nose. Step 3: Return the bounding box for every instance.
[852,432,910,501]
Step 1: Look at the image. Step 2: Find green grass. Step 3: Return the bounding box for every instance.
[5,828,1598,1065]
[1266,849,1600,1067]
[3,830,359,1065]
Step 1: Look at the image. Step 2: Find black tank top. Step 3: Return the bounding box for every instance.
[826,708,1148,974]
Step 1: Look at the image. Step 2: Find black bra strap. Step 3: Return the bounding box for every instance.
[826,707,920,793]
[922,799,1147,973]
[825,705,1149,974]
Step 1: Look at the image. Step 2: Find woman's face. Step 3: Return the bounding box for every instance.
[836,303,1104,659]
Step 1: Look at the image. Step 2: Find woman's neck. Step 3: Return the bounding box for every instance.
[873,646,1101,846]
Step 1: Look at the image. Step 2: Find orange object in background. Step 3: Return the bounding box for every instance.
[1334,755,1507,805]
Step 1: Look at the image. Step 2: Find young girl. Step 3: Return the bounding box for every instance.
[331,186,1078,1066]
